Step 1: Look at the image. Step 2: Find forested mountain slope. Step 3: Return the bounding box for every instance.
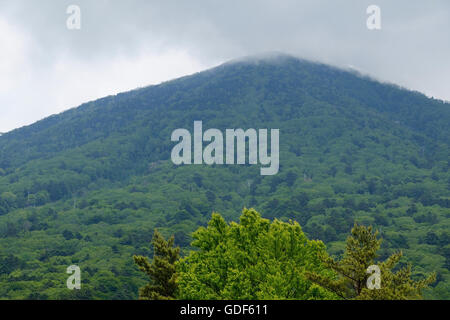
[0,54,448,299]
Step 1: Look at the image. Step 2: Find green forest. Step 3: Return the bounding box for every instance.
[0,54,448,299]
[134,209,435,300]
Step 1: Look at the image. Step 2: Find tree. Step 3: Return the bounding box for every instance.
[0,192,17,213]
[133,230,180,300]
[306,224,435,300]
[177,209,337,300]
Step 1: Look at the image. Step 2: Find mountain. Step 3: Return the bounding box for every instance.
[0,53,449,300]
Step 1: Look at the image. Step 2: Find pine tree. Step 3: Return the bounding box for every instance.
[306,224,435,300]
[133,230,180,300]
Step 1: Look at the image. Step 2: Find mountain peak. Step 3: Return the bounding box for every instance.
[0,50,448,300]
[220,52,307,68]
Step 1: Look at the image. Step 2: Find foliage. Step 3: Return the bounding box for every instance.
[306,224,436,299]
[177,209,337,300]
[133,230,179,300]
[0,54,448,299]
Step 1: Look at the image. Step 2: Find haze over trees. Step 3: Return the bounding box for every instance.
[0,54,448,299]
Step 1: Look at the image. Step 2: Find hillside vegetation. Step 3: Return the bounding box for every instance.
[0,54,448,299]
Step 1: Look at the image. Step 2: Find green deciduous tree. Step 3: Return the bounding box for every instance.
[177,208,337,300]
[133,230,180,300]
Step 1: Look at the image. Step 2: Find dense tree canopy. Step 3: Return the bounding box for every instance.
[0,54,448,299]
[307,224,435,299]
[177,209,336,300]
[135,211,435,300]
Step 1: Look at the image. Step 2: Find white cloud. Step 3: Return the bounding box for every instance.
[0,18,29,93]
[0,0,449,132]
[0,47,210,132]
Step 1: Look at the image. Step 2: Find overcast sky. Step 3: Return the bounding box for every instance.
[0,0,449,133]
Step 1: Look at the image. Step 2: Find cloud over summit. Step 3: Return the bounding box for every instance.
[0,0,449,132]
